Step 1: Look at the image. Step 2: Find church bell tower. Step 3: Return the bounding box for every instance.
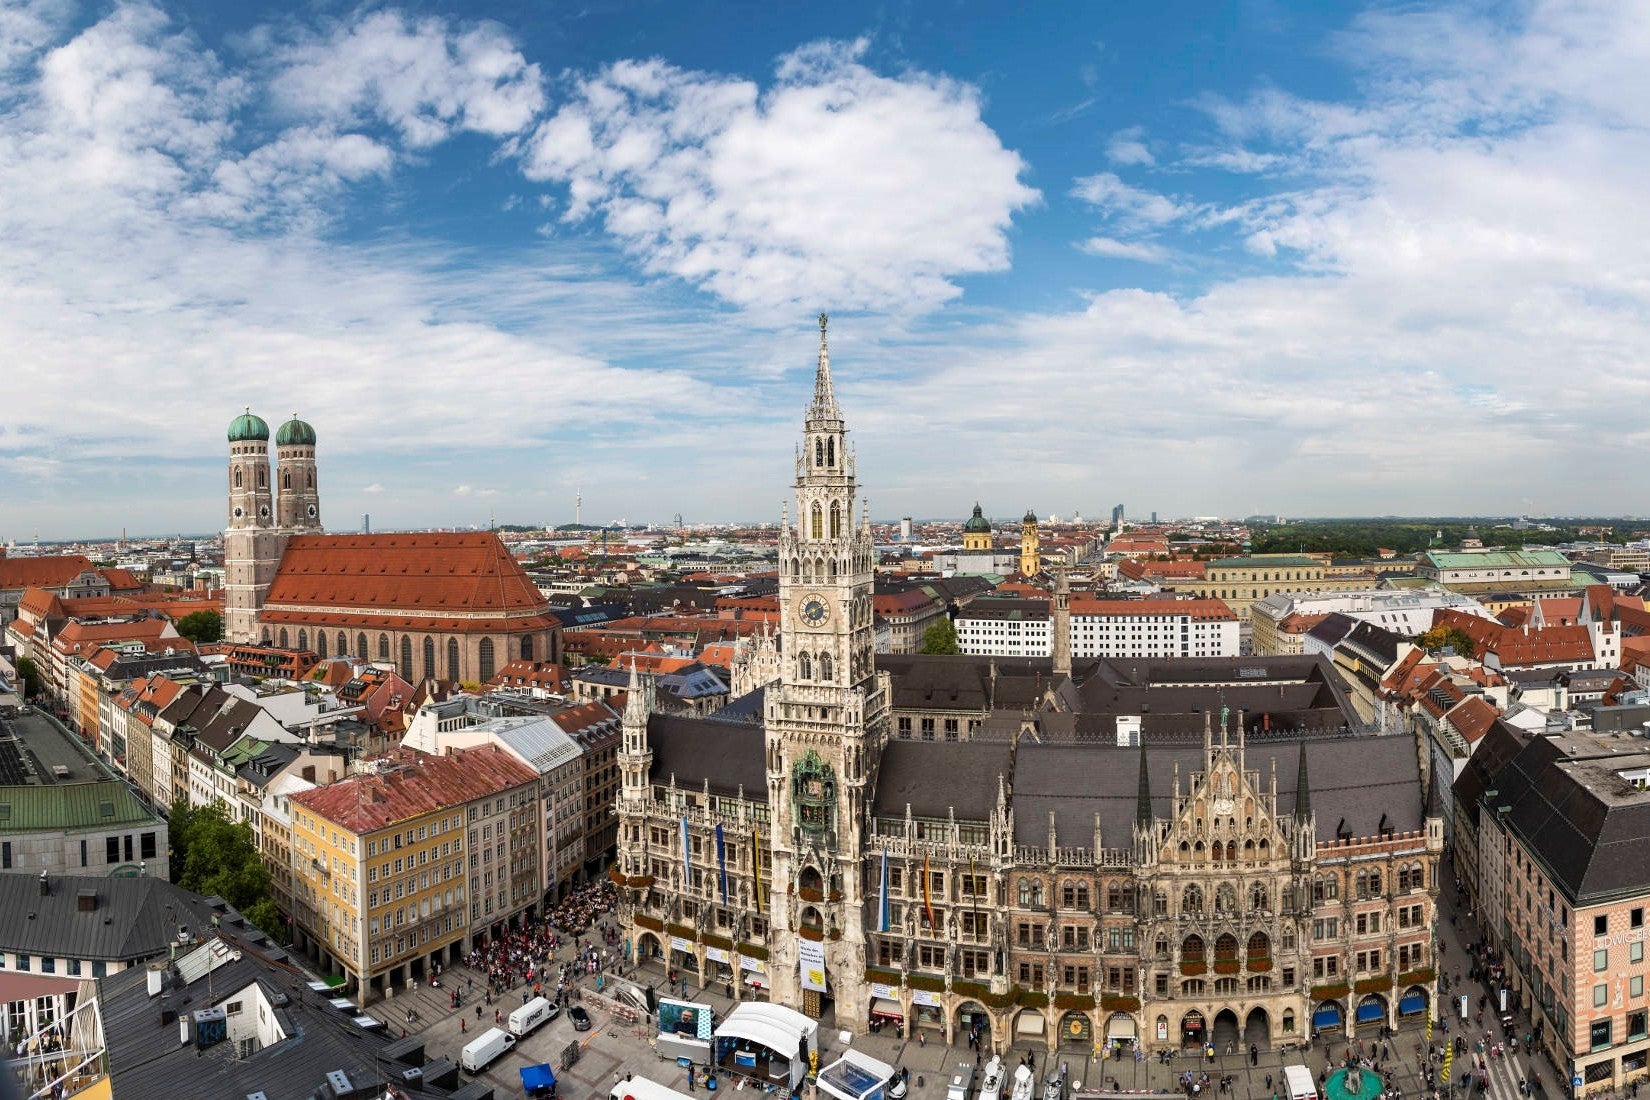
[765,315,890,1023]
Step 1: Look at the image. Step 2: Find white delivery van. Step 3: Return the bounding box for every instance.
[1283,1064,1319,1100]
[947,1064,977,1100]
[510,996,557,1037]
[461,1026,516,1073]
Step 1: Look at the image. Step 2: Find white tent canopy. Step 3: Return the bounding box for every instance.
[818,1048,897,1100]
[714,1003,820,1088]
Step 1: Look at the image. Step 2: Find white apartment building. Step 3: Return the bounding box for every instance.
[957,597,1238,659]
[1250,586,1496,656]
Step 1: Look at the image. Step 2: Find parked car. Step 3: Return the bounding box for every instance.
[569,1006,592,1032]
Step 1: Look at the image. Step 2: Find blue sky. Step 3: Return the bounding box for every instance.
[4,0,1649,538]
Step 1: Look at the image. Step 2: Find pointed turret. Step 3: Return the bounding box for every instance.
[1294,740,1312,823]
[1136,738,1153,827]
[808,312,841,423]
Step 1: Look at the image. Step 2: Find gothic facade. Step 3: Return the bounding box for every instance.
[613,323,1442,1053]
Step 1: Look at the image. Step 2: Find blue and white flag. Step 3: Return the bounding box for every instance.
[878,849,890,932]
[715,823,729,906]
[680,816,692,888]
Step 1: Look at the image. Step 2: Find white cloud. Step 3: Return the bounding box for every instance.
[453,485,473,496]
[1104,126,1154,166]
[1076,236,1169,263]
[266,11,545,147]
[522,37,1038,314]
[1070,172,1189,229]
[362,483,385,494]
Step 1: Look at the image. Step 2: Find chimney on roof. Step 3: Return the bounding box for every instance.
[38,870,48,897]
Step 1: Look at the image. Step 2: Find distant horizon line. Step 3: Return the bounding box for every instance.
[8,513,1642,548]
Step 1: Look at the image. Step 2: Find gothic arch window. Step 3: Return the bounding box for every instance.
[819,651,832,681]
[799,652,813,679]
[1214,934,1239,961]
[479,638,496,682]
[1250,883,1268,912]
[810,504,823,540]
[357,633,367,660]
[1248,932,1270,958]
[1182,934,1205,960]
[830,502,841,538]
[378,634,389,661]
[521,635,533,661]
[1018,879,1043,908]
[307,469,314,489]
[1155,934,1169,957]
[1216,884,1238,914]
[828,558,837,579]
[337,632,347,657]
[233,468,243,488]
[282,469,291,490]
[815,438,824,467]
[423,636,435,680]
[297,629,308,652]
[279,628,289,648]
[447,638,460,681]
[827,437,835,466]
[316,631,327,659]
[257,467,266,488]
[1226,840,1238,862]
[1182,885,1203,914]
[1282,1010,1296,1035]
[400,637,413,679]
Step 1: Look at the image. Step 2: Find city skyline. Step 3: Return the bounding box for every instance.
[5,1,1649,538]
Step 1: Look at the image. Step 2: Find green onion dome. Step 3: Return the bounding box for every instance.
[227,409,269,442]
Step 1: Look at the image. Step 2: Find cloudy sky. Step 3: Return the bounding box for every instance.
[4,0,1647,539]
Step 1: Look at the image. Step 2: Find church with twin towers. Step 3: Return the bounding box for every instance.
[614,316,1441,1053]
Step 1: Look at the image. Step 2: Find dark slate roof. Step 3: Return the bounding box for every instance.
[872,740,1012,821]
[0,874,239,964]
[1448,720,1535,835]
[100,931,458,1100]
[1339,620,1404,666]
[1305,613,1356,648]
[648,713,767,799]
[1011,735,1424,848]
[1482,735,1650,903]
[1058,654,1358,738]
[706,687,766,725]
[876,653,1054,712]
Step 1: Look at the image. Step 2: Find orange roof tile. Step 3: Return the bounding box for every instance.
[264,533,550,619]
[291,745,536,834]
[0,555,94,590]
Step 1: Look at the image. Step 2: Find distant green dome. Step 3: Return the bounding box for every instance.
[276,415,317,447]
[963,503,992,533]
[227,409,269,442]
[1023,509,1037,524]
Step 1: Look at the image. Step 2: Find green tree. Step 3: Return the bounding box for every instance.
[174,610,223,644]
[13,657,43,700]
[919,618,961,655]
[172,801,283,939]
[1415,626,1476,659]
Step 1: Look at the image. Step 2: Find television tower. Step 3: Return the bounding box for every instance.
[575,487,582,527]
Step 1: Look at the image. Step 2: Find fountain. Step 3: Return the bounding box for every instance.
[1325,1065,1385,1100]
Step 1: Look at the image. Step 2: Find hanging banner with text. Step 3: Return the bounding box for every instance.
[798,938,828,992]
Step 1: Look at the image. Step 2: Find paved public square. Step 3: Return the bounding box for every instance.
[362,855,1559,1100]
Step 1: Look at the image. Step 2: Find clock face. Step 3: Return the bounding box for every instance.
[800,594,830,627]
[232,506,244,519]
[306,504,317,518]
[258,505,270,519]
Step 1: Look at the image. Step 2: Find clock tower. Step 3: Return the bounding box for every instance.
[765,315,890,1024]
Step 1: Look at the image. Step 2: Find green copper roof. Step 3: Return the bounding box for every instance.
[227,410,269,442]
[275,415,316,446]
[963,503,991,533]
[0,779,158,832]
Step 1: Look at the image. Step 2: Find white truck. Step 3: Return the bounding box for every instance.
[1283,1064,1320,1100]
[461,1026,516,1073]
[509,996,557,1038]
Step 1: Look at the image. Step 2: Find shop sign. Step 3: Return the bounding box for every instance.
[870,983,897,1000]
[706,947,730,963]
[670,936,694,955]
[799,938,827,992]
[910,989,941,1008]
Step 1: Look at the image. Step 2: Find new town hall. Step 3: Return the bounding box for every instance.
[614,319,1443,1053]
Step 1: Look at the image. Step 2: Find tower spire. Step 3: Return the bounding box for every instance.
[1294,740,1312,823]
[809,312,840,422]
[1135,737,1153,826]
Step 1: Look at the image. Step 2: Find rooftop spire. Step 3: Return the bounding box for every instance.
[1135,737,1153,827]
[1294,740,1312,823]
[808,312,841,422]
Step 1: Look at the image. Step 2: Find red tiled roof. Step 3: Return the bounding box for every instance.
[99,567,145,592]
[1445,695,1500,744]
[0,555,94,591]
[487,660,571,691]
[259,609,560,633]
[264,533,550,617]
[52,618,183,656]
[291,745,536,834]
[1070,598,1237,621]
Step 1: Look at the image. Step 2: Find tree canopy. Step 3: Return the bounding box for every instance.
[13,657,43,700]
[1415,625,1477,659]
[919,617,962,655]
[169,799,282,939]
[174,609,223,644]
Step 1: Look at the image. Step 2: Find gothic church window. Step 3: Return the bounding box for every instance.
[257,467,265,487]
[337,632,347,657]
[357,633,367,659]
[1018,879,1043,908]
[799,652,812,679]
[279,629,289,648]
[316,632,327,659]
[827,438,835,466]
[378,634,389,661]
[479,638,495,682]
[447,638,460,680]
[815,439,824,467]
[830,502,841,538]
[307,469,314,488]
[423,637,435,679]
[521,636,533,661]
[811,505,823,540]
[233,469,242,488]
[282,470,291,490]
[400,637,413,679]
[819,652,832,681]
[297,629,308,651]
[1183,885,1203,914]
